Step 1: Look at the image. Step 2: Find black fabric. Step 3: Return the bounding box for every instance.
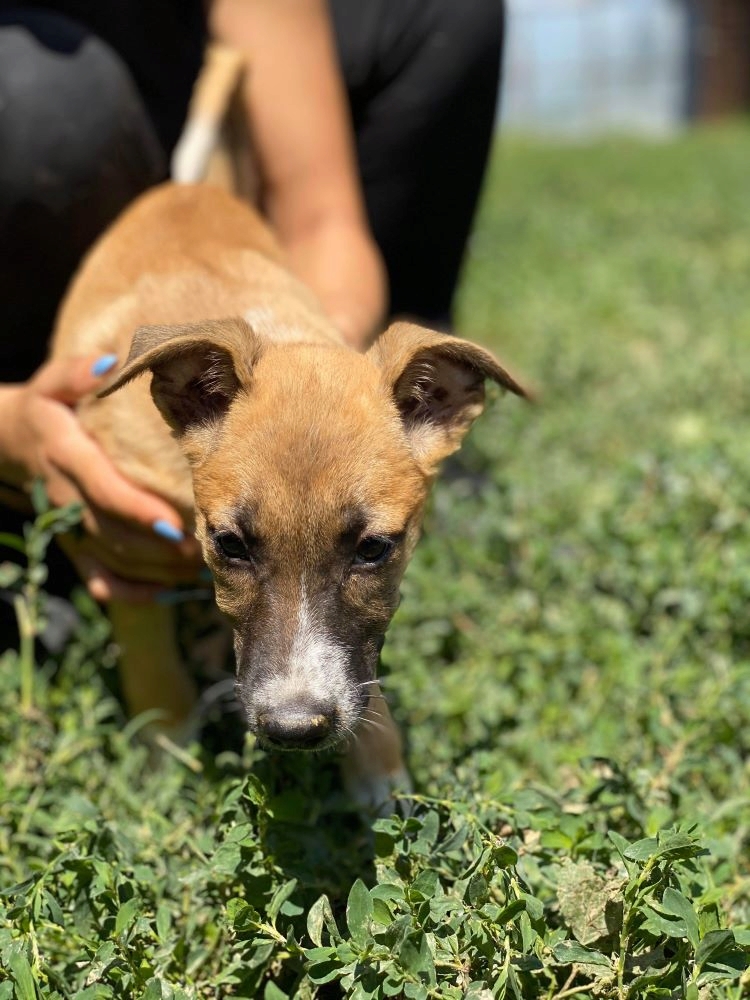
[0,9,168,381]
[0,1,206,154]
[330,0,504,325]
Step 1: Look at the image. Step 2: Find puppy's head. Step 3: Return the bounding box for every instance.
[102,318,526,750]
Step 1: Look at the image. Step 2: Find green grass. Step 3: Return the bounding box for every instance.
[2,124,750,998]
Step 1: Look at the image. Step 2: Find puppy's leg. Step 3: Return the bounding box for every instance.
[108,601,197,739]
[341,683,411,814]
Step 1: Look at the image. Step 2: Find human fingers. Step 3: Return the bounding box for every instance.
[23,391,193,550]
[65,548,166,604]
[51,428,197,552]
[31,353,120,406]
[73,514,204,586]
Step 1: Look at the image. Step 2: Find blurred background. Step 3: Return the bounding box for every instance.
[500,0,748,136]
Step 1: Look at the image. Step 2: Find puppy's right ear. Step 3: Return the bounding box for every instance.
[370,321,528,476]
[98,317,262,453]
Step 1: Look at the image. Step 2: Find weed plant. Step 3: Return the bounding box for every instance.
[2,127,750,998]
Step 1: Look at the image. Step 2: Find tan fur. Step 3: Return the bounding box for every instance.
[51,182,525,810]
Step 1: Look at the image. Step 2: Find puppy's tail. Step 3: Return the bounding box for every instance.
[171,44,246,184]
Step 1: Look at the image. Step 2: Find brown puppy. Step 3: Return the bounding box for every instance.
[52,182,526,808]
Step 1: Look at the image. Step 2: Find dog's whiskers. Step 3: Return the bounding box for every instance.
[361,719,388,735]
[355,708,388,734]
[357,677,395,689]
[355,680,392,706]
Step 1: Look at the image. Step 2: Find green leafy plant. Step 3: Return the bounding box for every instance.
[0,483,82,713]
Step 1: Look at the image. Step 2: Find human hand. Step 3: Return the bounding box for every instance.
[0,354,202,602]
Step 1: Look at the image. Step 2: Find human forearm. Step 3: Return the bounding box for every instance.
[284,217,386,349]
[209,0,386,347]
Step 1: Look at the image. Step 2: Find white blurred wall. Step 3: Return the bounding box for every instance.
[500,0,690,135]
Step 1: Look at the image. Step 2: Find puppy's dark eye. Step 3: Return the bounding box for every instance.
[215,531,250,562]
[354,535,393,566]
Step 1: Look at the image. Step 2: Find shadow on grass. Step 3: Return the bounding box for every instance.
[199,709,380,895]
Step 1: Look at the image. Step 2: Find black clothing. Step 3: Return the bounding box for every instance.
[4,1,206,153]
[0,0,503,382]
[332,0,503,324]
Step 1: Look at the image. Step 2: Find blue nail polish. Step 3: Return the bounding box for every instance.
[91,354,118,377]
[153,519,185,543]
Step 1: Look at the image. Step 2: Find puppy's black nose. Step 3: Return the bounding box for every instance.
[257,699,334,749]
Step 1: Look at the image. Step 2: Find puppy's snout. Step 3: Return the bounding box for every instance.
[257,698,335,750]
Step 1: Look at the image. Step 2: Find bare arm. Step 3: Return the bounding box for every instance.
[209,0,387,348]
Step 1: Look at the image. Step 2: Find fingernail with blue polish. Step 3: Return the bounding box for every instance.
[91,354,118,377]
[153,519,185,543]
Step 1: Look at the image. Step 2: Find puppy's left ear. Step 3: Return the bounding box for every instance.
[369,321,528,475]
[97,317,263,465]
[98,317,262,449]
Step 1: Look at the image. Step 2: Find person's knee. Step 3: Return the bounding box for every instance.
[0,12,164,211]
[0,11,166,380]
